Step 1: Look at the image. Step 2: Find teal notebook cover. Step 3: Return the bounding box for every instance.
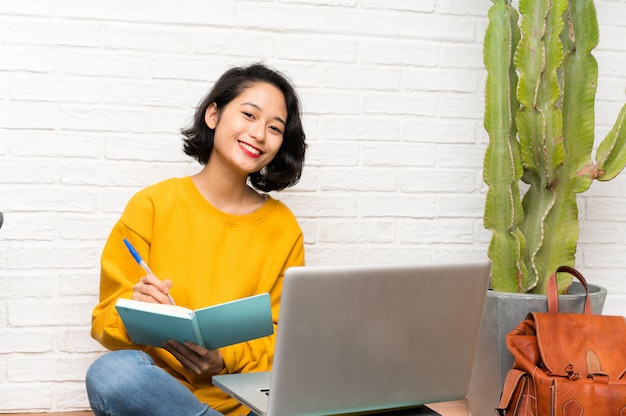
[115,293,274,349]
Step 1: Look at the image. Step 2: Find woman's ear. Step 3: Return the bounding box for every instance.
[204,103,218,129]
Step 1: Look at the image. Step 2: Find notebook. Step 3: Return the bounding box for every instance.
[115,293,273,349]
[213,262,490,416]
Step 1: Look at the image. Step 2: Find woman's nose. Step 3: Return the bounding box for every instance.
[249,122,266,142]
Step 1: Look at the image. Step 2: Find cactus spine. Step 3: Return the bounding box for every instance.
[483,0,626,293]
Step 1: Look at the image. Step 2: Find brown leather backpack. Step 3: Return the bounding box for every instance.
[496,266,626,415]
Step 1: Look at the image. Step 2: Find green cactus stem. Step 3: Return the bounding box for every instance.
[483,0,626,293]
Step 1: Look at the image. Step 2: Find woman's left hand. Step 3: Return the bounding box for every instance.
[161,340,226,375]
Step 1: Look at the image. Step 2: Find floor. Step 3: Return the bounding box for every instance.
[2,399,470,415]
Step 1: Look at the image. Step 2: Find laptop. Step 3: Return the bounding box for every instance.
[213,262,490,416]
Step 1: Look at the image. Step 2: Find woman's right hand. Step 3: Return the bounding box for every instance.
[132,274,174,304]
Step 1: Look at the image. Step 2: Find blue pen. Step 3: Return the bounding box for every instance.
[123,238,175,305]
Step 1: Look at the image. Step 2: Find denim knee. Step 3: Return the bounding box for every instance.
[85,350,151,407]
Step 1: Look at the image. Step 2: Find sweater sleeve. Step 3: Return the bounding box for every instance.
[90,192,155,350]
[218,232,305,375]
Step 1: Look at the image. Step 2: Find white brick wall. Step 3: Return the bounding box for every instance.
[0,0,624,412]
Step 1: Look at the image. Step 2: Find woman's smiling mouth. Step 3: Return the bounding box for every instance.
[239,141,262,158]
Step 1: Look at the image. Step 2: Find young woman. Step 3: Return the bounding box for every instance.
[86,64,307,416]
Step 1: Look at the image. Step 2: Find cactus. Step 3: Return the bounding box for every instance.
[483,0,626,293]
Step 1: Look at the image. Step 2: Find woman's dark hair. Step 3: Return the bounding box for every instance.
[182,63,307,192]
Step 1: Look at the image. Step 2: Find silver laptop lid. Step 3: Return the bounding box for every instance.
[267,262,490,416]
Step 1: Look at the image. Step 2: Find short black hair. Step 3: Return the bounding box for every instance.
[182,63,307,192]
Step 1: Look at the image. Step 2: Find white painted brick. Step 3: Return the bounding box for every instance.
[102,23,196,54]
[399,219,474,244]
[280,193,357,218]
[62,51,152,78]
[579,221,623,244]
[0,383,52,412]
[0,102,57,129]
[362,91,438,116]
[305,141,359,167]
[60,107,150,133]
[59,162,149,186]
[319,7,398,36]
[0,74,7,100]
[437,194,485,218]
[101,187,143,213]
[0,213,56,240]
[436,0,490,16]
[583,244,626,268]
[596,50,626,78]
[8,300,94,327]
[299,89,361,115]
[58,329,104,353]
[399,169,476,193]
[596,76,626,101]
[360,142,437,167]
[147,1,237,25]
[292,166,318,191]
[6,242,99,270]
[193,30,277,59]
[10,185,99,212]
[360,0,434,12]
[103,135,189,163]
[597,25,626,51]
[0,159,59,185]
[9,75,98,103]
[321,64,401,91]
[438,93,484,118]
[278,34,358,63]
[358,38,439,66]
[596,1,626,28]
[431,243,487,262]
[440,43,484,68]
[318,116,401,141]
[101,79,193,107]
[57,215,117,242]
[0,47,56,72]
[399,14,475,42]
[8,20,100,47]
[148,107,194,134]
[296,219,317,244]
[278,0,356,6]
[402,68,479,93]
[152,56,238,82]
[319,168,397,191]
[0,1,54,16]
[402,117,478,143]
[437,144,486,169]
[238,2,318,31]
[0,131,7,154]
[10,131,102,158]
[358,193,435,218]
[0,329,55,353]
[304,244,360,266]
[585,197,626,221]
[319,220,395,243]
[53,380,93,410]
[8,354,94,382]
[61,0,240,24]
[358,245,435,264]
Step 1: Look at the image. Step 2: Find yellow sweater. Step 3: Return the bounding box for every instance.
[91,177,305,415]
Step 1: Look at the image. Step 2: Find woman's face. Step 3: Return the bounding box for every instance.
[205,82,287,178]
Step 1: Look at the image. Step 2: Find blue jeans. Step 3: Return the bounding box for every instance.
[86,350,223,416]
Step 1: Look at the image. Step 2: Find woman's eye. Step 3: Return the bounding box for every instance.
[243,112,254,119]
[270,125,283,134]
